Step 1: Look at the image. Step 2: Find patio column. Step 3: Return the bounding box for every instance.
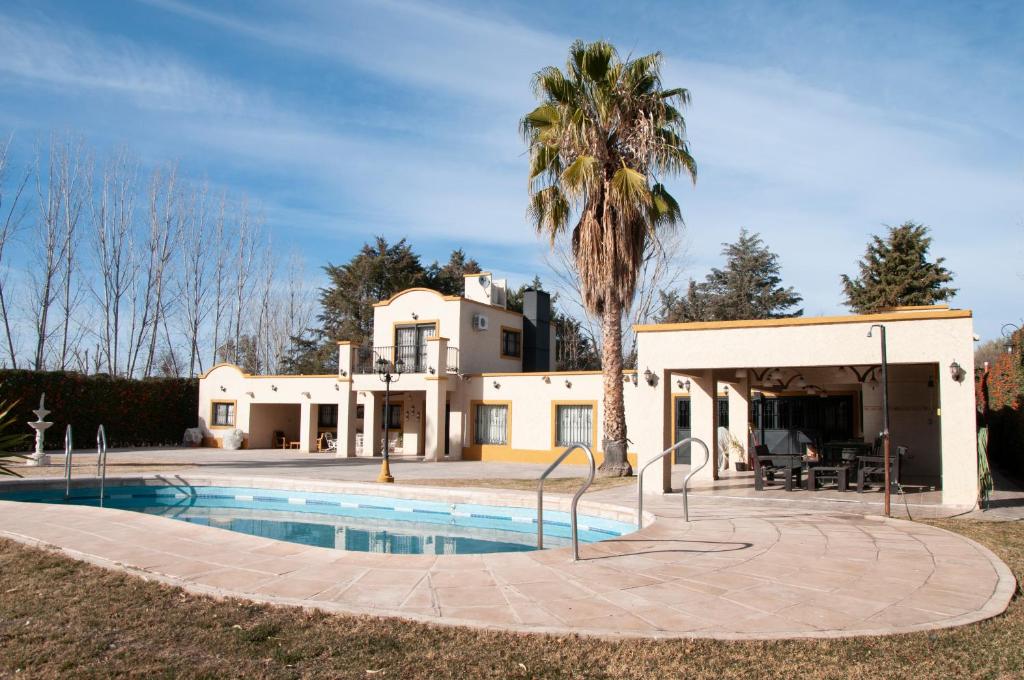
[299,401,318,453]
[363,391,381,456]
[424,336,448,462]
[726,372,751,471]
[938,356,978,507]
[688,370,718,483]
[336,342,357,457]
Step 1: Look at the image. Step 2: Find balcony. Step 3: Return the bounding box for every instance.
[353,345,460,375]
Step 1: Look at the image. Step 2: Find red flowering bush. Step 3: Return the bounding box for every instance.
[978,328,1024,475]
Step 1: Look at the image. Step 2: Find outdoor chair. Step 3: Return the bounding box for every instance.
[318,432,338,453]
[752,444,802,491]
[856,445,905,492]
[273,430,287,449]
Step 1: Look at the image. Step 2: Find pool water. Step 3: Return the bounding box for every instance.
[1,484,634,555]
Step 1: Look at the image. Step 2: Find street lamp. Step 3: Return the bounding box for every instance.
[867,324,892,517]
[1002,323,1021,354]
[375,354,405,483]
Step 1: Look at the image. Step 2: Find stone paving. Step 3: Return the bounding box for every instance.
[0,472,1014,640]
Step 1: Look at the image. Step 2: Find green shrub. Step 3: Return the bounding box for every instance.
[0,371,197,450]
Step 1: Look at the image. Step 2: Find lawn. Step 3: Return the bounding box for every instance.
[0,521,1020,679]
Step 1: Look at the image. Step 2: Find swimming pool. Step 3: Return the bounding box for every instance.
[1,483,636,555]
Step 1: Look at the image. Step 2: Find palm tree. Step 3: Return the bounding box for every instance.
[521,40,696,476]
[0,401,28,476]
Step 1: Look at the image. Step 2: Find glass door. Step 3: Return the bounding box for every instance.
[394,323,435,372]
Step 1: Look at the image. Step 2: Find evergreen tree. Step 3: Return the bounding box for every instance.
[423,249,482,296]
[841,221,956,313]
[660,229,802,322]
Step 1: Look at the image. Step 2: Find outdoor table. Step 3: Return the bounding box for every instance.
[755,454,803,491]
[804,464,850,491]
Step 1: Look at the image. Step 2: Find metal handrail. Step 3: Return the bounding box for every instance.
[96,425,108,507]
[536,444,595,561]
[63,425,73,498]
[636,436,710,528]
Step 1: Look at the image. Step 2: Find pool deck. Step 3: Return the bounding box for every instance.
[0,467,1015,640]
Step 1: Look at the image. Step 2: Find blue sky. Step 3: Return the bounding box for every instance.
[1,0,1021,340]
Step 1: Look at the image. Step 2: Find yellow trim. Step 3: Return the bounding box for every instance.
[550,400,598,449]
[469,400,512,449]
[200,363,343,380]
[461,446,637,468]
[373,288,461,307]
[336,340,353,346]
[209,399,237,429]
[466,369,638,378]
[463,271,492,277]
[424,375,448,381]
[198,362,245,379]
[499,326,523,359]
[633,308,972,333]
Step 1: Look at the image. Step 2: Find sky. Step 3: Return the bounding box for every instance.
[0,0,1021,341]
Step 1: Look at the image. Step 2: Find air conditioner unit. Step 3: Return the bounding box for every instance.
[472,313,489,331]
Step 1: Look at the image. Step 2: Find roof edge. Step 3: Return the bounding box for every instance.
[634,309,972,334]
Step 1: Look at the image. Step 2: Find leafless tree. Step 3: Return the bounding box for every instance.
[230,202,259,366]
[91,148,138,375]
[545,228,688,364]
[55,137,90,370]
[141,164,182,377]
[0,134,30,368]
[209,194,230,368]
[177,182,212,377]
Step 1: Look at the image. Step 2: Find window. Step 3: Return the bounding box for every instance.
[356,405,365,419]
[318,404,338,428]
[555,404,592,447]
[381,403,402,429]
[500,327,522,358]
[394,322,436,372]
[474,404,508,445]
[211,401,235,427]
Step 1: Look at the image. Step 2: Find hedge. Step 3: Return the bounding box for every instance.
[0,370,198,450]
[977,327,1024,477]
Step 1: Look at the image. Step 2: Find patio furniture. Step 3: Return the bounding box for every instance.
[753,444,802,491]
[273,430,287,449]
[804,464,850,491]
[856,446,905,492]
[318,432,338,453]
[288,441,301,450]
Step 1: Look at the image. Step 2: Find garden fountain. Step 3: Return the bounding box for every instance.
[26,393,53,466]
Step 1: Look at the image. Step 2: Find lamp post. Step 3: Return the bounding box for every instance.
[1002,323,1021,355]
[867,324,891,517]
[375,354,405,483]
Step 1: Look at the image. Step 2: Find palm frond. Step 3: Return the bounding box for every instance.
[559,155,599,199]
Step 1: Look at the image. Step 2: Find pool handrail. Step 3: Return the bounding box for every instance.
[96,425,108,507]
[636,436,710,528]
[63,424,73,498]
[536,443,595,561]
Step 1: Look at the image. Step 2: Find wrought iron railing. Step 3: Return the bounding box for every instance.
[353,344,459,374]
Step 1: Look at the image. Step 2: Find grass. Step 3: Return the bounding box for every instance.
[0,520,1020,679]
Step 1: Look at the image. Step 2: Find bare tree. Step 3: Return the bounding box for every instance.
[209,194,230,368]
[56,136,90,369]
[142,164,182,377]
[545,228,688,365]
[29,135,72,370]
[91,148,138,375]
[177,182,212,377]
[230,202,259,366]
[0,134,30,368]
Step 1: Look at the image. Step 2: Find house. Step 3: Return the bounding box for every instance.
[198,273,979,507]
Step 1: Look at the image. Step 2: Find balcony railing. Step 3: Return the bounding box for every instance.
[353,345,459,375]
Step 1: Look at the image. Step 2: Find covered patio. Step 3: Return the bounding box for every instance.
[632,307,978,508]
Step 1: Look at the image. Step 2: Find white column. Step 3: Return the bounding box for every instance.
[689,370,718,483]
[363,392,381,456]
[424,336,448,461]
[939,358,978,507]
[336,342,357,457]
[299,401,318,453]
[727,374,750,471]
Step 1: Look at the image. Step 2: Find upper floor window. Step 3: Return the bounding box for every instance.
[394,322,436,372]
[500,327,522,359]
[211,401,235,427]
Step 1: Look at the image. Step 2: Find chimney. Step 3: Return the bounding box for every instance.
[522,289,551,372]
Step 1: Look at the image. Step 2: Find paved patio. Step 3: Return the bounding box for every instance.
[0,470,1014,640]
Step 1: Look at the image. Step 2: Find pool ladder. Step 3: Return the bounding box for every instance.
[536,443,595,561]
[63,424,109,506]
[636,436,710,528]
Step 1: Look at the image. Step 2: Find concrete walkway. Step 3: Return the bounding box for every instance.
[0,473,1014,640]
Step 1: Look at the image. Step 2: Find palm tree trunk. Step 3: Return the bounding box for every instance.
[598,299,632,476]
